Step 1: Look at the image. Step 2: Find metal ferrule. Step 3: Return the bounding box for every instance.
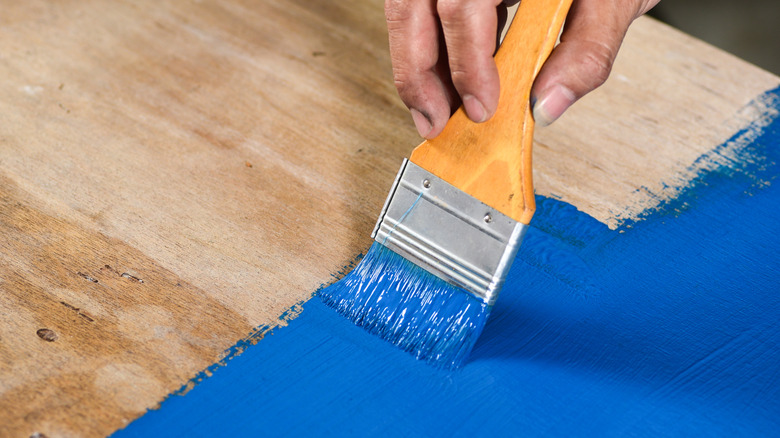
[372,159,528,306]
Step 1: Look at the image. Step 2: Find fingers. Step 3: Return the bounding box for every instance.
[388,0,658,136]
[386,0,504,138]
[386,0,456,138]
[531,0,661,126]
[437,0,503,124]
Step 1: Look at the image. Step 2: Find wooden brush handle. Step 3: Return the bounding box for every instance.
[409,0,573,224]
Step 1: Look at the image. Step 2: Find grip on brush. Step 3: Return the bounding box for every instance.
[409,0,573,225]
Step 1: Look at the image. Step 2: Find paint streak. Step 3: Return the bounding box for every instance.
[321,242,490,368]
[114,88,780,437]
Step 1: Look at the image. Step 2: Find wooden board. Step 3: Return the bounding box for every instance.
[0,0,777,436]
[535,17,779,227]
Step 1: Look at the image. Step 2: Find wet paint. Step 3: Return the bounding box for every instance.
[321,241,491,368]
[114,87,780,437]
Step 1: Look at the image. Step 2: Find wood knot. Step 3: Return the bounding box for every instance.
[36,328,58,342]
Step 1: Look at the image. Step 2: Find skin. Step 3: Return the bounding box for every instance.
[386,0,662,138]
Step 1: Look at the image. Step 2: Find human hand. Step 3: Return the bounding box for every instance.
[385,0,661,138]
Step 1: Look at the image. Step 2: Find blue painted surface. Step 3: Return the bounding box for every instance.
[115,88,780,437]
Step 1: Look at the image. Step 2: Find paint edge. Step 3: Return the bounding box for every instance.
[114,84,780,435]
[174,251,365,397]
[109,251,366,435]
[613,86,780,230]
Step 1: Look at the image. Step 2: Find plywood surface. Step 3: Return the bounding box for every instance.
[0,0,777,436]
[535,18,779,227]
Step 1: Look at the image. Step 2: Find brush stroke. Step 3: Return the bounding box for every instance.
[114,87,780,437]
[321,242,491,368]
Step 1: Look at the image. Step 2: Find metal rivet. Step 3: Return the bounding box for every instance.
[422,179,431,189]
[484,213,492,223]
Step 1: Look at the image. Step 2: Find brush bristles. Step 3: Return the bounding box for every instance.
[320,242,490,369]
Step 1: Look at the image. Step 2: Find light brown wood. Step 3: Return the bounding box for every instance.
[0,1,399,436]
[0,175,252,436]
[410,0,573,224]
[535,17,779,228]
[0,0,778,437]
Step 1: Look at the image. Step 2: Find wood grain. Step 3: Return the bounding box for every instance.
[410,0,572,224]
[0,0,778,436]
[535,17,780,228]
[0,175,250,436]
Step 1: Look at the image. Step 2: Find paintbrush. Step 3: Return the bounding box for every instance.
[321,0,573,368]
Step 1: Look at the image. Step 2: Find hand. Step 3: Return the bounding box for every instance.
[385,0,661,138]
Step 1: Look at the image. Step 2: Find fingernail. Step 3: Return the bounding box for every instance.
[532,85,576,127]
[462,94,487,123]
[410,108,433,138]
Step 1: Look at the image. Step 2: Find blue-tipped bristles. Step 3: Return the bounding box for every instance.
[320,242,490,369]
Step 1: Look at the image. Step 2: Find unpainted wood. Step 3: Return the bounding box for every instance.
[1,0,400,436]
[534,17,780,228]
[0,0,777,437]
[0,176,253,437]
[410,0,573,224]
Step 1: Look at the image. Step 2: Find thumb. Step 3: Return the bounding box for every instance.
[530,0,657,126]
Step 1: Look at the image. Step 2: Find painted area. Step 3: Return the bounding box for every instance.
[115,88,780,437]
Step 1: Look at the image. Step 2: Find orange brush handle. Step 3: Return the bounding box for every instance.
[409,0,573,224]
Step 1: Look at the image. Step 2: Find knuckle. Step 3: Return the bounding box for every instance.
[384,0,410,22]
[390,69,414,98]
[436,0,463,21]
[394,77,411,97]
[438,0,497,20]
[450,68,471,87]
[580,42,615,87]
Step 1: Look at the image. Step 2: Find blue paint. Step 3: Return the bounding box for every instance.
[114,87,780,437]
[321,242,489,368]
